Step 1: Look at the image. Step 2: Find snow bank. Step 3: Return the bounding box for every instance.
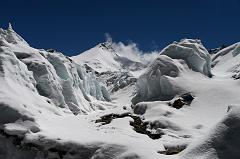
[181,105,240,159]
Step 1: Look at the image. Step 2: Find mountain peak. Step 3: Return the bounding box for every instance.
[98,42,115,52]
[0,23,29,46]
[8,22,13,31]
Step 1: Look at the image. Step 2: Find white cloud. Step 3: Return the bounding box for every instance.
[104,33,113,43]
[104,34,159,64]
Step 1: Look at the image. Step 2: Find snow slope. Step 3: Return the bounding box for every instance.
[181,105,240,159]
[212,42,240,79]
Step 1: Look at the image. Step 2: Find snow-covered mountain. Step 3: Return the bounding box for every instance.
[1,24,240,159]
[72,41,157,74]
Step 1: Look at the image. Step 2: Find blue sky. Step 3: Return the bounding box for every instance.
[1,0,240,56]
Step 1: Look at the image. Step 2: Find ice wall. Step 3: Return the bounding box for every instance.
[0,25,111,116]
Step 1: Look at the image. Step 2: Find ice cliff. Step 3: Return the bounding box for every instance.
[0,24,111,117]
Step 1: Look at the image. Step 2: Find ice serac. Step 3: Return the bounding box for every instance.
[132,39,212,104]
[0,26,115,158]
[161,39,212,77]
[132,55,182,104]
[0,25,111,117]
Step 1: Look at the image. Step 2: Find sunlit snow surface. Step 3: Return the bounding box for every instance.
[0,25,240,159]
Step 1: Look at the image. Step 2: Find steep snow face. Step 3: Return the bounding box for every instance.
[0,26,111,117]
[72,42,122,73]
[160,39,212,77]
[212,42,240,79]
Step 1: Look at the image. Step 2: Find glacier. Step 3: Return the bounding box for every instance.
[0,23,240,159]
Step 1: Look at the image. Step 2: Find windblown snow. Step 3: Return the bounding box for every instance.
[0,24,240,159]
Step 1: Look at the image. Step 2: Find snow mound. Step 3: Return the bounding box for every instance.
[161,39,212,77]
[181,105,240,159]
